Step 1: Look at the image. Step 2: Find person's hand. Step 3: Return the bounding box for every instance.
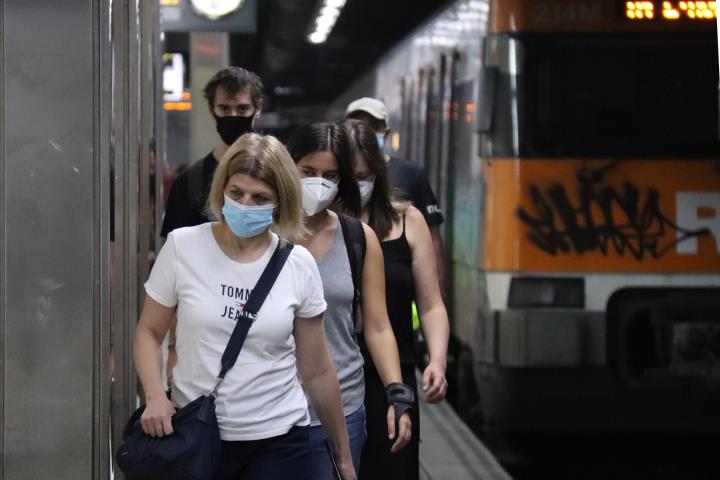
[331,458,357,480]
[422,361,447,403]
[140,392,176,437]
[387,407,412,453]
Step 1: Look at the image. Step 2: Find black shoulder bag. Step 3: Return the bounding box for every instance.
[116,241,294,480]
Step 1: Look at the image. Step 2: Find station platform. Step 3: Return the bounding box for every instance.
[419,393,512,480]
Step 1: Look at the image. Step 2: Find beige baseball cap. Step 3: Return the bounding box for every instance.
[345,97,388,121]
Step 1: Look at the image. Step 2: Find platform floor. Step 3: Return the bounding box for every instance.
[419,394,512,480]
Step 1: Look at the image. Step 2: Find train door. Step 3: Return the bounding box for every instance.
[436,53,456,225]
[410,68,430,169]
[445,50,489,419]
[424,66,441,190]
[398,76,413,160]
[448,75,485,341]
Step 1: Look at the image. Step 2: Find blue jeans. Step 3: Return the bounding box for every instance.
[309,406,366,480]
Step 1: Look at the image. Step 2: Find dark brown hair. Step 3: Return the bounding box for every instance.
[344,119,399,240]
[287,121,361,217]
[203,67,264,109]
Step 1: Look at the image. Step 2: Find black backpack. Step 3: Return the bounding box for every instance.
[338,214,366,333]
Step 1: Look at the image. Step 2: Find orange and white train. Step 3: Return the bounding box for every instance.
[332,0,720,450]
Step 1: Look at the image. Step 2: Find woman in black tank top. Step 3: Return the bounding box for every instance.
[345,120,450,480]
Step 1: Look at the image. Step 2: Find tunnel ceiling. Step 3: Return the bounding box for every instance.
[230,0,451,111]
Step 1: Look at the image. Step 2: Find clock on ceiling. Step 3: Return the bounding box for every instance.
[190,0,245,20]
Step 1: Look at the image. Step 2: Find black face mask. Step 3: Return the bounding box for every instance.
[215,115,254,145]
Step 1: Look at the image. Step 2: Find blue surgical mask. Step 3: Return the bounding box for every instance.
[375,132,385,151]
[222,194,276,238]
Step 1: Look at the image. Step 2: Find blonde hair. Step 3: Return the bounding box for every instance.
[207,133,304,240]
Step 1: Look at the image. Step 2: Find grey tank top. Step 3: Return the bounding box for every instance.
[306,224,365,425]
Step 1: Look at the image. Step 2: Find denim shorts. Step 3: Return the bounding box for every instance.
[308,406,366,480]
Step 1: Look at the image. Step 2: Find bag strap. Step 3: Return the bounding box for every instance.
[338,214,366,333]
[211,240,294,397]
[187,156,207,215]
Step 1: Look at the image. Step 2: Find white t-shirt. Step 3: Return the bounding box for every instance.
[145,223,326,441]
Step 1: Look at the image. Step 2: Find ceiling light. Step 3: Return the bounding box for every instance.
[316,14,336,29]
[320,6,340,17]
[309,31,327,43]
[314,23,332,34]
[306,0,346,44]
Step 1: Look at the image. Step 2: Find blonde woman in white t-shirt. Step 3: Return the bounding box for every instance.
[133,133,356,480]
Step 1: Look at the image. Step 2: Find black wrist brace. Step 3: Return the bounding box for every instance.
[385,382,414,435]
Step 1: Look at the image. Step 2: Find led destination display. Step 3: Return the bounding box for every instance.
[625,1,717,20]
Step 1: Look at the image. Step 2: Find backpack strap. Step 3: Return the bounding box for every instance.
[338,214,366,334]
[187,156,208,216]
[212,241,294,396]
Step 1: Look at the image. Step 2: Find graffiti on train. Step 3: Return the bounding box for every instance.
[515,162,720,260]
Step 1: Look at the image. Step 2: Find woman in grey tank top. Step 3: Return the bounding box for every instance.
[287,122,413,480]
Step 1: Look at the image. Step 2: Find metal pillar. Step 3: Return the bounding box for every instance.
[189,32,230,162]
[0,1,160,478]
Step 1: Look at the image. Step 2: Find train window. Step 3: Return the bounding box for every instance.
[487,33,719,158]
[476,65,497,133]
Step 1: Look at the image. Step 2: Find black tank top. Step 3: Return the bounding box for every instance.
[381,215,416,365]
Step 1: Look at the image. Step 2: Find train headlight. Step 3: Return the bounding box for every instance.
[508,277,584,308]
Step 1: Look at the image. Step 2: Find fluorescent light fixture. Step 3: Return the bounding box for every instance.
[306,0,346,44]
[309,31,327,43]
[315,23,332,35]
[316,14,336,29]
[320,6,340,17]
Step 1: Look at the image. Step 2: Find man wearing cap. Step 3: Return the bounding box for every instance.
[346,97,446,290]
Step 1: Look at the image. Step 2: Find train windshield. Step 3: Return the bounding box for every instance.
[489,33,720,158]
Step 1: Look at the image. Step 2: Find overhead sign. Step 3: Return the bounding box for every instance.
[163,53,185,101]
[161,0,257,33]
[624,1,717,21]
